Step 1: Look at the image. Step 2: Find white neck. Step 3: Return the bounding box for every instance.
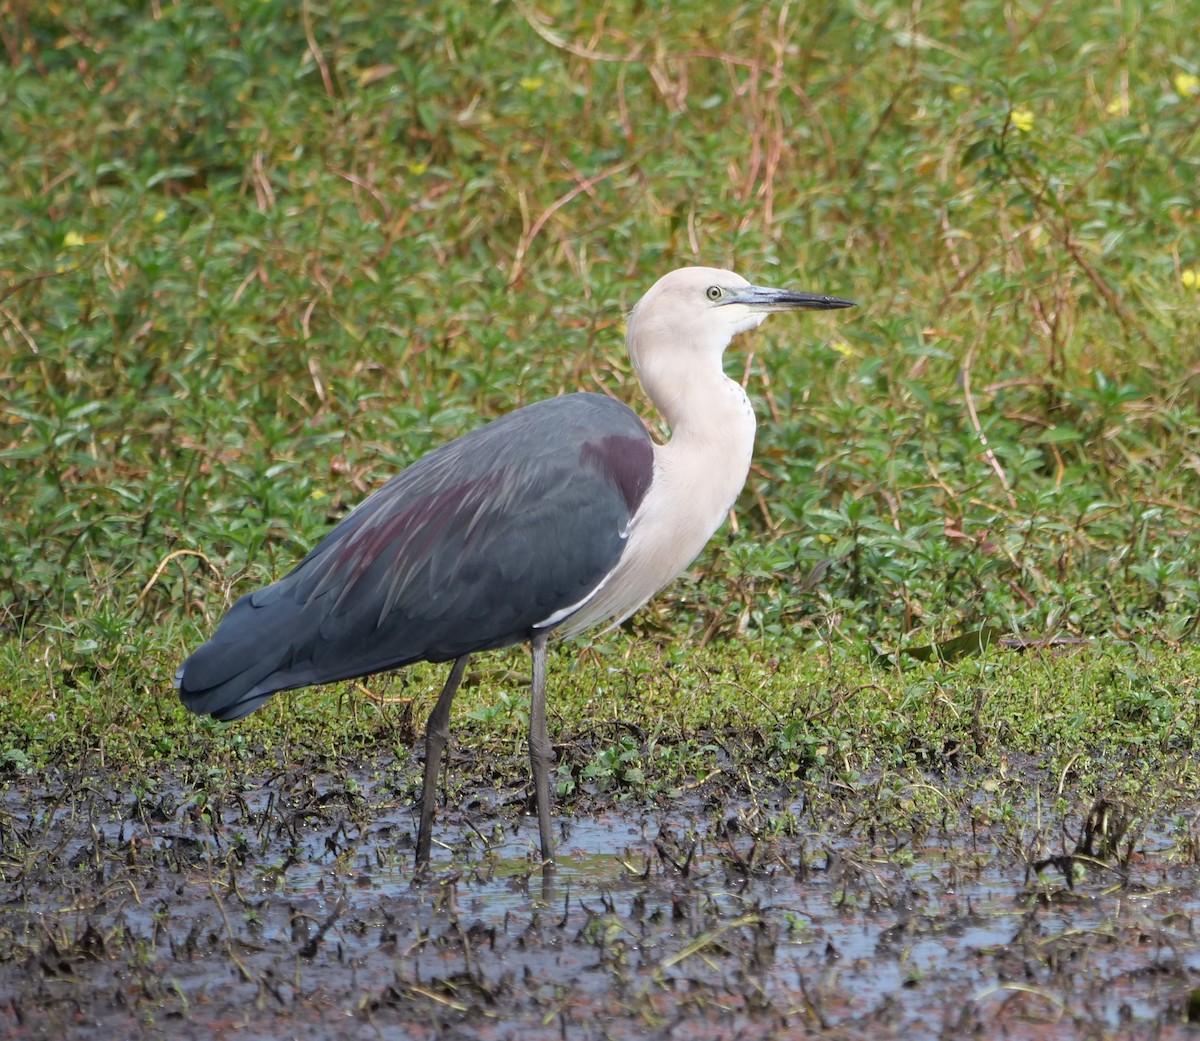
[558,325,756,637]
[644,348,757,540]
[632,325,757,492]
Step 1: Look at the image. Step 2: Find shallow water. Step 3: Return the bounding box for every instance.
[2,765,1198,1040]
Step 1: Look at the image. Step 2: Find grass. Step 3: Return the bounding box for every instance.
[1,0,1198,797]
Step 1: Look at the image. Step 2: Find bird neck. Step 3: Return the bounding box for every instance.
[634,341,758,522]
[637,353,757,594]
[659,369,753,446]
[633,335,749,435]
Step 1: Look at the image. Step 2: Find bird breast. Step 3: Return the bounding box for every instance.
[555,376,757,636]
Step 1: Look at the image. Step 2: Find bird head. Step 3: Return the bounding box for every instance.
[626,266,854,393]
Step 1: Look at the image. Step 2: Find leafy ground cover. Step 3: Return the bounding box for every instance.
[1,1,1199,1037]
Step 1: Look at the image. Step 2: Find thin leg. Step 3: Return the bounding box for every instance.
[416,654,470,870]
[528,631,556,864]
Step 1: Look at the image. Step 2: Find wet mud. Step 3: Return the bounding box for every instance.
[2,758,1198,1039]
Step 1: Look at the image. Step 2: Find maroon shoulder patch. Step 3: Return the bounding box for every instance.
[580,435,653,516]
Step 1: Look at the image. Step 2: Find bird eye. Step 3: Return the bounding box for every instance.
[706,285,722,301]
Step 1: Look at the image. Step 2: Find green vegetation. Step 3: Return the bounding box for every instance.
[1,1,1198,792]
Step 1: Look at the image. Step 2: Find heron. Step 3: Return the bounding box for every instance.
[176,266,854,868]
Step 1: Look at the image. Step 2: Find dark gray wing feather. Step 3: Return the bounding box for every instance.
[177,393,653,720]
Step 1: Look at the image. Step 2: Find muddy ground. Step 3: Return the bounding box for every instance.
[2,752,1199,1040]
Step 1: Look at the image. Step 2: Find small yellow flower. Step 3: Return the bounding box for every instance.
[1009,106,1034,133]
[1182,268,1199,289]
[949,84,969,100]
[519,76,544,92]
[63,230,86,248]
[1105,97,1124,116]
[1174,72,1200,98]
[830,340,857,358]
[406,160,428,176]
[151,208,167,224]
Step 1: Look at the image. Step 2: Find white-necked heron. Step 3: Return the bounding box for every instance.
[176,266,854,867]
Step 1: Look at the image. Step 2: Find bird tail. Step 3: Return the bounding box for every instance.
[175,587,313,721]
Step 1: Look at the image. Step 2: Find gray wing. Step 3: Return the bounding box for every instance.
[177,393,653,720]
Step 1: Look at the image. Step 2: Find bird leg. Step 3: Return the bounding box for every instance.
[416,654,470,870]
[528,631,556,864]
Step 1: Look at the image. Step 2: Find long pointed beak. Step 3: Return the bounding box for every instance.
[727,285,856,312]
